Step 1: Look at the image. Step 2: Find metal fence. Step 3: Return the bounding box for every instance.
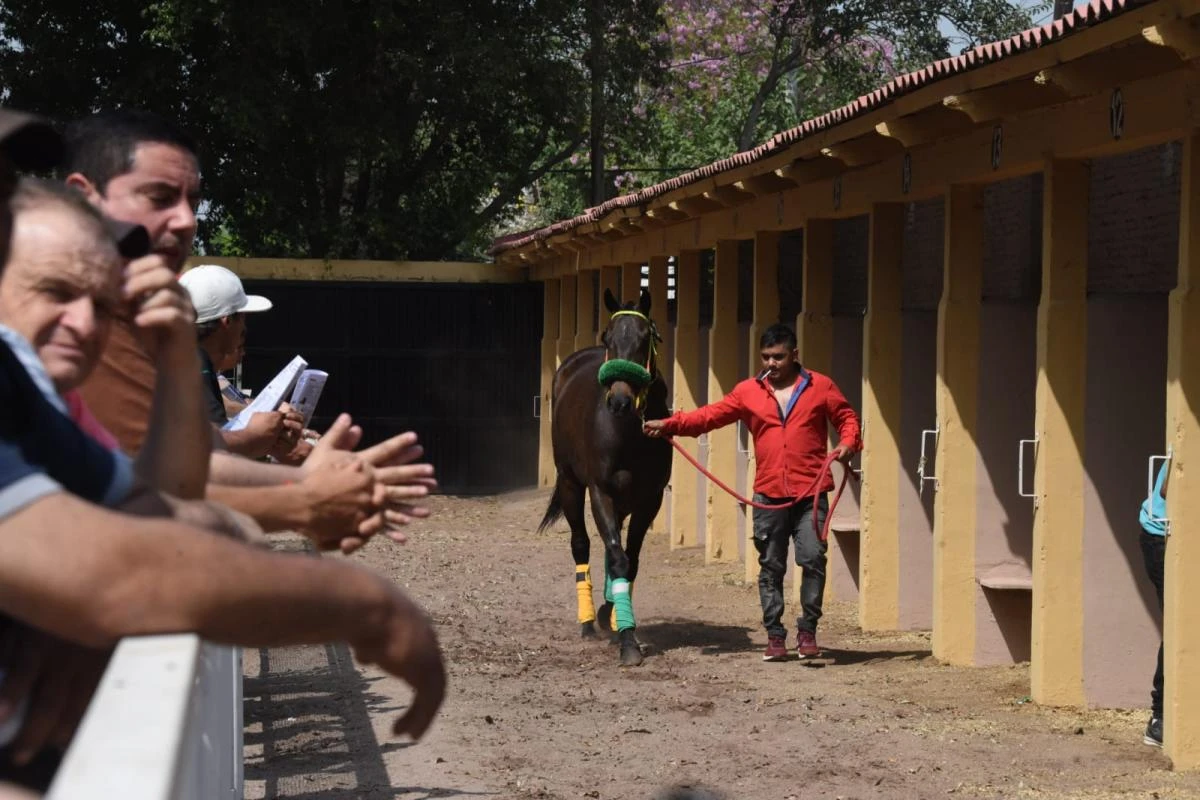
[47,635,243,799]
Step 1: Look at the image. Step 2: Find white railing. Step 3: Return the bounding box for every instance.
[47,635,243,800]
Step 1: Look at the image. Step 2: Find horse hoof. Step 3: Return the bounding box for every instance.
[619,643,645,667]
[580,623,598,639]
[597,603,614,632]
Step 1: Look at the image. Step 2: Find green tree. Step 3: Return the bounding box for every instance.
[0,0,666,260]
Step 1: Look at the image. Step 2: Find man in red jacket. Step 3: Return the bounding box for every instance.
[644,323,861,661]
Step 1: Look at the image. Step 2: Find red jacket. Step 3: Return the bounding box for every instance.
[660,366,861,498]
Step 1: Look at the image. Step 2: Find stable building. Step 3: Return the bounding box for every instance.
[492,0,1200,769]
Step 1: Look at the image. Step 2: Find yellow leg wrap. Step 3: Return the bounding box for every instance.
[575,565,595,625]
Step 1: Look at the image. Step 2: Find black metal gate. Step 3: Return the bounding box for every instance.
[239,279,542,494]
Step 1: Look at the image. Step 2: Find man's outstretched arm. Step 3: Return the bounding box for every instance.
[0,493,446,740]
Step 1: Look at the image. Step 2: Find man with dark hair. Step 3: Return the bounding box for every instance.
[64,109,206,464]
[65,108,435,548]
[61,110,199,221]
[0,108,446,782]
[644,322,861,662]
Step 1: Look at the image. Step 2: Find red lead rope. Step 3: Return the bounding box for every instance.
[664,437,857,543]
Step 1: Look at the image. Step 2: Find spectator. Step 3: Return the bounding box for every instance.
[64,109,435,549]
[0,106,446,782]
[0,177,384,551]
[178,263,309,462]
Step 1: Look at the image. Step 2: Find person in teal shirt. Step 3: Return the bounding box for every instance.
[1139,461,1168,747]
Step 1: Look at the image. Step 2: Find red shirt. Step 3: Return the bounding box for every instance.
[660,366,861,498]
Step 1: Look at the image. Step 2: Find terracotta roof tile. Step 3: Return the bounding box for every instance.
[491,0,1153,256]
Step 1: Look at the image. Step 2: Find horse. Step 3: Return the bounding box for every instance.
[537,286,672,666]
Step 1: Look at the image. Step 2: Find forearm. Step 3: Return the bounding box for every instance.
[119,486,265,544]
[205,482,312,532]
[664,406,739,437]
[0,493,393,650]
[209,450,300,487]
[136,354,212,498]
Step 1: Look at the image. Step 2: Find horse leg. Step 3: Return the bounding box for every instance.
[559,478,597,638]
[618,500,661,656]
[588,486,642,667]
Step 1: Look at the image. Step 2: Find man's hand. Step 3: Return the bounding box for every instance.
[266,403,305,462]
[350,584,446,741]
[830,444,854,464]
[301,416,436,542]
[122,255,197,368]
[297,458,384,553]
[355,431,437,538]
[642,419,667,438]
[0,624,111,765]
[223,411,288,459]
[272,437,314,466]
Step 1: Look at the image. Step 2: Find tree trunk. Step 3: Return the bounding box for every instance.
[737,66,782,152]
[587,0,606,207]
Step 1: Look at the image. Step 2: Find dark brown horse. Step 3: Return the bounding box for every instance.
[537,287,671,666]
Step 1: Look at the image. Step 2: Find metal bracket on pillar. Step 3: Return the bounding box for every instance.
[1148,446,1173,533]
[1018,436,1039,507]
[918,425,940,496]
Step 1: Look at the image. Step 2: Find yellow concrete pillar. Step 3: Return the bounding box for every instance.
[744,232,780,582]
[539,279,561,488]
[622,262,642,305]
[648,255,671,536]
[797,220,834,375]
[597,266,619,345]
[556,274,578,368]
[932,185,984,664]
[859,203,905,632]
[575,270,597,353]
[707,240,741,563]
[1031,159,1089,707]
[671,251,702,549]
[1164,130,1200,769]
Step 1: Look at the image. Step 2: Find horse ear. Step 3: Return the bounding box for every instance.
[638,287,651,315]
[603,288,621,314]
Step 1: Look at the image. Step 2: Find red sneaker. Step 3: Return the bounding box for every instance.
[796,629,820,657]
[762,635,788,662]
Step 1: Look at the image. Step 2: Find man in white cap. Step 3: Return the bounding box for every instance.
[179,263,305,460]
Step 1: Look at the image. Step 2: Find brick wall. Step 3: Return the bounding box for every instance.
[778,229,804,324]
[833,215,869,315]
[902,198,945,311]
[983,175,1042,302]
[1087,142,1180,295]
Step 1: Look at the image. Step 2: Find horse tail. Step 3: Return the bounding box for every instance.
[537,483,564,534]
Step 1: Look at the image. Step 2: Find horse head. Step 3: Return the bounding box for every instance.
[599,287,661,418]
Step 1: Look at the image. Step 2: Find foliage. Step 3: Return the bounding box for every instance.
[519,0,1044,219]
[0,0,665,260]
[0,0,1044,256]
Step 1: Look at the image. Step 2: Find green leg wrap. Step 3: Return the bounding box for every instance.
[611,578,636,631]
[603,559,614,604]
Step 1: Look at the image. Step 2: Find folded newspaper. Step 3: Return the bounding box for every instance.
[289,369,328,428]
[222,355,307,432]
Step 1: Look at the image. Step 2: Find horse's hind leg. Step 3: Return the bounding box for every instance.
[588,486,642,667]
[559,478,597,638]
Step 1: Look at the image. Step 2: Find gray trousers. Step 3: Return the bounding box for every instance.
[751,493,828,638]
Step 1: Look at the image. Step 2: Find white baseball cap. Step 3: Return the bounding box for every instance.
[179,264,273,324]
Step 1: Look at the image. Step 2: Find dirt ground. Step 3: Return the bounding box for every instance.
[243,490,1200,800]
